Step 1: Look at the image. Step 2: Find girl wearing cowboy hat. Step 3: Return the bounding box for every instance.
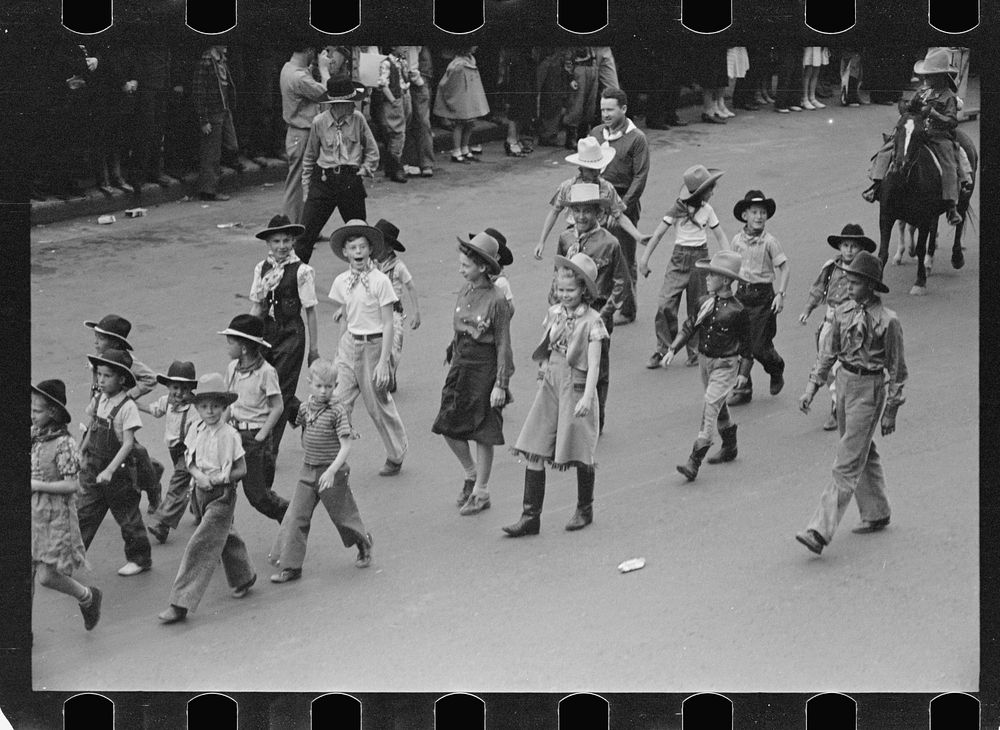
[795,251,907,557]
[31,379,102,630]
[504,252,608,536]
[432,231,515,515]
[639,164,730,370]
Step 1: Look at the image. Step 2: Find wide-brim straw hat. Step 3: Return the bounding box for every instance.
[566,182,612,209]
[87,350,137,390]
[554,252,600,298]
[565,136,617,170]
[83,314,133,350]
[217,314,272,348]
[733,189,777,221]
[827,223,877,253]
[190,373,238,406]
[680,165,725,202]
[835,250,889,293]
[31,379,72,423]
[457,232,502,276]
[156,360,199,387]
[320,76,366,103]
[694,251,749,283]
[255,214,304,240]
[329,219,387,262]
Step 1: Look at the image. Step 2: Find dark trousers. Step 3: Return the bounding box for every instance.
[238,429,289,523]
[134,87,170,183]
[735,283,785,393]
[132,442,162,507]
[774,48,803,110]
[262,315,306,459]
[597,311,614,433]
[609,196,640,320]
[197,110,239,195]
[295,170,368,264]
[149,443,192,531]
[77,455,152,568]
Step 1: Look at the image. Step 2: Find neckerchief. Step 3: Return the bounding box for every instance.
[846,300,875,354]
[601,117,637,142]
[234,353,265,375]
[694,295,718,327]
[303,396,331,427]
[260,252,300,296]
[32,423,69,445]
[740,228,766,245]
[347,260,375,293]
[377,255,398,277]
[551,303,588,345]
[568,225,599,256]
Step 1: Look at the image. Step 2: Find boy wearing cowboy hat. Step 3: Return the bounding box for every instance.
[295,77,380,264]
[727,190,789,406]
[158,373,257,624]
[328,220,408,476]
[77,349,153,577]
[554,182,629,434]
[795,251,907,556]
[661,251,752,482]
[249,214,320,464]
[372,218,422,393]
[798,224,878,431]
[139,361,202,544]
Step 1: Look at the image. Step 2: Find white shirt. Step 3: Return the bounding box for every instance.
[328,266,398,335]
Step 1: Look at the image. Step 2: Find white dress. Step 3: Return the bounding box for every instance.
[726,47,750,79]
[803,47,830,67]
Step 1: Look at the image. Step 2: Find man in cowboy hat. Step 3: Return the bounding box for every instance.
[795,251,907,556]
[295,77,380,264]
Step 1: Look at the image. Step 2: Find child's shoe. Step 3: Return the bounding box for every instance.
[801,99,816,110]
[647,352,665,369]
[810,98,826,109]
[231,574,256,599]
[270,568,302,583]
[118,561,150,577]
[676,440,711,481]
[795,529,826,555]
[147,522,169,545]
[456,478,475,507]
[822,402,838,431]
[355,533,373,568]
[158,604,188,623]
[79,587,102,631]
[459,493,491,515]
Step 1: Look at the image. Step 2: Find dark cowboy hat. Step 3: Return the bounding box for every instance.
[87,349,137,390]
[373,219,405,252]
[217,313,271,348]
[255,214,304,241]
[329,219,387,261]
[321,76,366,103]
[835,250,889,293]
[695,250,750,283]
[31,379,72,423]
[827,223,877,253]
[553,252,600,298]
[457,232,502,276]
[156,360,198,387]
[733,189,777,221]
[469,228,512,267]
[190,373,238,407]
[83,314,133,350]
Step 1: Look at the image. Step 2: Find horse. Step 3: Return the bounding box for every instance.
[876,110,977,295]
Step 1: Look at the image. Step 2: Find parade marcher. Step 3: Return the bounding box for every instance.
[727,190,789,405]
[219,314,290,524]
[372,219,422,394]
[432,231,514,515]
[192,45,240,202]
[31,379,102,631]
[248,214,320,466]
[77,349,153,577]
[140,361,201,544]
[279,44,331,222]
[660,251,751,481]
[639,165,729,370]
[295,78,379,264]
[374,46,412,183]
[269,359,372,584]
[590,87,650,324]
[504,253,607,536]
[797,224,877,431]
[485,227,515,314]
[401,46,435,177]
[328,220,409,476]
[795,251,907,556]
[158,373,257,624]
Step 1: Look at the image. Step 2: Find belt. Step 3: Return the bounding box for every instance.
[839,360,882,376]
[352,332,383,341]
[322,164,359,176]
[231,420,262,431]
[738,282,774,290]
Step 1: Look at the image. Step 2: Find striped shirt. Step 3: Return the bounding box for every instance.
[297,398,356,466]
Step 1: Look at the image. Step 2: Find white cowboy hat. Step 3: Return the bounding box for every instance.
[565,137,616,170]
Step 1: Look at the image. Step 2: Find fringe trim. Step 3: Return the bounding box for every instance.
[510,448,596,471]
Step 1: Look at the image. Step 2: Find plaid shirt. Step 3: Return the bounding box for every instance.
[192,48,236,123]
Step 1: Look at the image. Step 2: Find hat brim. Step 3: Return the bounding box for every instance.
[156,374,199,387]
[330,225,386,262]
[216,328,272,348]
[827,234,877,254]
[86,355,138,389]
[566,196,612,210]
[191,391,239,406]
[83,321,133,350]
[695,259,750,283]
[834,262,889,292]
[255,224,305,241]
[553,254,599,298]
[565,147,617,170]
[320,84,366,103]
[733,198,777,222]
[469,232,511,266]
[31,385,72,423]
[680,170,725,201]
[913,60,958,76]
[457,236,501,276]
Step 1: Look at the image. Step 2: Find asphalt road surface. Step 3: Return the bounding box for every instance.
[29,94,978,694]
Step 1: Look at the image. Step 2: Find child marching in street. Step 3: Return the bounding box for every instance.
[795,251,907,556]
[158,373,257,623]
[660,251,752,482]
[140,361,201,544]
[269,359,372,583]
[432,231,514,515]
[727,190,790,405]
[372,219,422,394]
[31,379,102,630]
[504,253,607,536]
[797,224,878,431]
[487,227,516,315]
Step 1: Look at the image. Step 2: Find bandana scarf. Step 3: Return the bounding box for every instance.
[551,304,585,347]
[347,261,375,294]
[846,303,872,357]
[259,252,301,297]
[694,295,718,327]
[32,423,69,445]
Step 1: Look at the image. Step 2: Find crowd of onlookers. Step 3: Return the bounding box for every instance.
[29,42,940,202]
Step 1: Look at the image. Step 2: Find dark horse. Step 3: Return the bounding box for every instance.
[877,110,978,295]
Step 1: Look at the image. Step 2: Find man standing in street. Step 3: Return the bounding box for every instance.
[280,44,331,222]
[590,87,649,324]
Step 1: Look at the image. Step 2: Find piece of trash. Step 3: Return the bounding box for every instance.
[216,222,243,229]
[124,207,147,218]
[617,558,646,573]
[97,215,116,224]
[262,182,274,187]
[201,204,209,208]
[181,195,192,201]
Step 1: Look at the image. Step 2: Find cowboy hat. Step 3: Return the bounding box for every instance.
[565,136,616,170]
[217,313,272,348]
[87,349,137,390]
[469,228,512,267]
[733,189,777,221]
[31,379,72,424]
[255,214,304,241]
[156,361,199,387]
[456,232,502,276]
[554,252,600,298]
[694,251,749,283]
[835,250,889,293]
[320,76,366,103]
[679,165,724,203]
[373,219,405,252]
[190,373,238,407]
[913,49,959,91]
[329,219,386,262]
[83,314,134,350]
[566,182,612,209]
[827,223,877,253]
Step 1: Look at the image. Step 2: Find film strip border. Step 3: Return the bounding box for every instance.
[56,0,981,37]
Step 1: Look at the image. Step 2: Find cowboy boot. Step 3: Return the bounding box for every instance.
[676,439,711,481]
[565,466,595,531]
[502,468,545,537]
[706,424,738,464]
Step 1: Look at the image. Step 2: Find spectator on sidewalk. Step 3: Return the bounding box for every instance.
[401,46,435,177]
[374,46,412,183]
[536,48,574,147]
[433,47,490,164]
[280,44,330,222]
[192,45,240,201]
[132,47,176,188]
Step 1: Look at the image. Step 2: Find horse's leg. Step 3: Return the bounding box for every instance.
[925,219,937,274]
[878,206,893,268]
[910,224,928,295]
[952,201,967,270]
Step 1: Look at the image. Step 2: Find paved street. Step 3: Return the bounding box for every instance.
[30,94,978,694]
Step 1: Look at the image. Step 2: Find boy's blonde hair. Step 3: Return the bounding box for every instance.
[308,359,338,384]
